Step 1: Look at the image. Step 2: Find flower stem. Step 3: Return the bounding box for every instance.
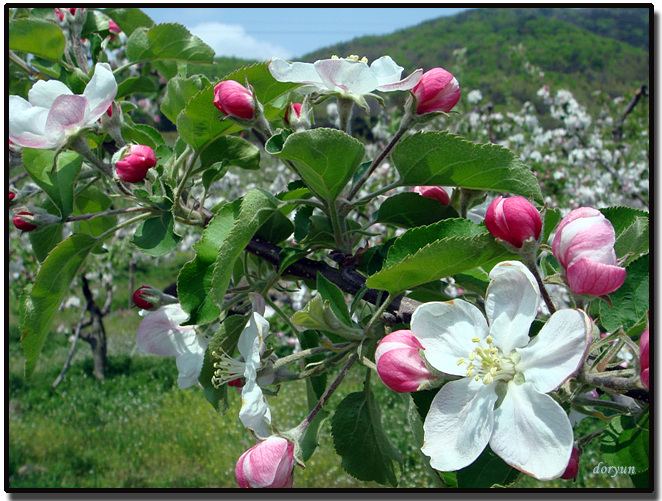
[521,252,556,314]
[65,206,151,222]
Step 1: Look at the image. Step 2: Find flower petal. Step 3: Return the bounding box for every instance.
[83,63,118,121]
[517,308,592,393]
[566,258,626,296]
[136,304,193,357]
[268,58,324,86]
[486,261,540,354]
[377,68,423,91]
[490,381,574,480]
[238,312,270,374]
[422,377,498,471]
[175,333,210,389]
[9,96,53,148]
[313,58,378,95]
[28,79,73,108]
[44,95,90,144]
[411,300,489,375]
[239,377,272,437]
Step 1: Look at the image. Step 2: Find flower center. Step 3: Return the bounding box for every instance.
[331,54,368,63]
[211,350,246,388]
[456,336,517,385]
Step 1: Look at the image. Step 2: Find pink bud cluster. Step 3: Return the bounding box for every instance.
[213,80,255,120]
[412,68,461,115]
[552,208,626,297]
[375,330,437,393]
[235,436,295,488]
[485,196,542,248]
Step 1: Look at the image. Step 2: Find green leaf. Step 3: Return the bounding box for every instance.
[211,190,281,309]
[266,128,365,202]
[20,233,97,377]
[600,254,649,333]
[290,295,362,340]
[375,192,458,228]
[116,75,159,99]
[456,446,520,488]
[331,389,402,486]
[541,207,562,244]
[601,410,649,474]
[9,18,66,61]
[316,274,353,326]
[29,224,64,263]
[22,149,82,218]
[198,135,261,172]
[176,62,299,150]
[121,122,165,150]
[160,74,211,124]
[102,8,155,37]
[367,220,509,294]
[29,57,62,78]
[198,315,248,413]
[131,212,181,256]
[299,330,329,462]
[255,210,294,245]
[73,188,115,240]
[601,206,649,264]
[125,23,215,66]
[392,131,543,203]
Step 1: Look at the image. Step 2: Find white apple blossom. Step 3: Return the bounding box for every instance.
[410,261,592,480]
[136,304,210,389]
[9,62,117,149]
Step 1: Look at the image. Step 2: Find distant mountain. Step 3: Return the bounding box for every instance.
[301,7,649,108]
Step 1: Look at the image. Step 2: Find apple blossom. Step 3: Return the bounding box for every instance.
[108,19,121,35]
[375,330,438,393]
[213,80,255,120]
[114,145,157,183]
[411,261,592,480]
[9,63,117,150]
[552,207,626,296]
[639,328,649,390]
[136,303,209,389]
[485,196,542,248]
[284,103,302,126]
[13,211,37,232]
[133,287,155,310]
[413,186,451,206]
[561,447,581,480]
[235,436,295,488]
[412,67,461,114]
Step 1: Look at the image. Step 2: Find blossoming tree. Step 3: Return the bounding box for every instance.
[8,7,649,489]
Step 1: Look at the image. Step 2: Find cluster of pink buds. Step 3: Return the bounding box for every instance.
[235,436,295,488]
[552,208,626,297]
[114,145,157,183]
[375,330,438,393]
[485,196,542,249]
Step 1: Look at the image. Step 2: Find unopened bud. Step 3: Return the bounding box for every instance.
[413,186,450,206]
[412,67,461,115]
[213,80,255,120]
[485,196,542,249]
[114,144,157,183]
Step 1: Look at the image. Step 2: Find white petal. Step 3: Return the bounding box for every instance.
[136,304,193,357]
[376,68,423,92]
[175,333,210,389]
[239,377,271,437]
[8,96,53,148]
[490,382,573,480]
[422,377,498,471]
[83,62,118,121]
[517,309,592,393]
[44,95,89,144]
[411,300,488,375]
[28,79,73,108]
[238,312,270,372]
[314,58,378,95]
[486,261,540,354]
[369,55,404,85]
[268,58,324,86]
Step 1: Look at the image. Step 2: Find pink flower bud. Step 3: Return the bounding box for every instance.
[375,330,436,393]
[108,19,121,34]
[235,436,295,488]
[561,447,581,479]
[552,207,626,296]
[485,196,542,248]
[13,211,37,232]
[413,186,450,206]
[9,191,16,205]
[54,8,65,21]
[115,145,157,183]
[284,103,302,126]
[133,286,156,310]
[213,80,255,120]
[412,68,461,115]
[640,328,649,390]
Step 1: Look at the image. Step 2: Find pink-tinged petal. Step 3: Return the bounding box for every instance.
[44,94,90,144]
[268,58,324,86]
[83,63,118,121]
[566,258,626,296]
[377,68,423,92]
[28,79,73,108]
[236,436,294,488]
[411,300,489,375]
[136,304,193,357]
[314,58,378,95]
[369,55,405,85]
[9,96,53,148]
[238,312,270,373]
[486,261,540,355]
[175,333,210,389]
[517,309,592,393]
[239,377,271,437]
[375,330,435,393]
[552,208,615,268]
[641,368,649,389]
[490,382,573,480]
[422,377,498,471]
[413,186,450,205]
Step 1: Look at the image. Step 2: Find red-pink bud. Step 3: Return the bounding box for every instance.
[412,68,461,115]
[108,19,121,34]
[375,330,436,393]
[552,207,626,296]
[115,145,157,183]
[235,436,295,488]
[13,211,37,232]
[413,186,450,206]
[9,191,16,205]
[213,80,255,120]
[284,103,302,126]
[640,328,649,390]
[133,286,156,310]
[485,196,542,248]
[54,8,65,21]
[561,447,581,479]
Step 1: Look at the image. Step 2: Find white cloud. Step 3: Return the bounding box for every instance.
[189,22,292,61]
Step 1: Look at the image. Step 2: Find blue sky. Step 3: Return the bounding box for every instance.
[141,7,470,60]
